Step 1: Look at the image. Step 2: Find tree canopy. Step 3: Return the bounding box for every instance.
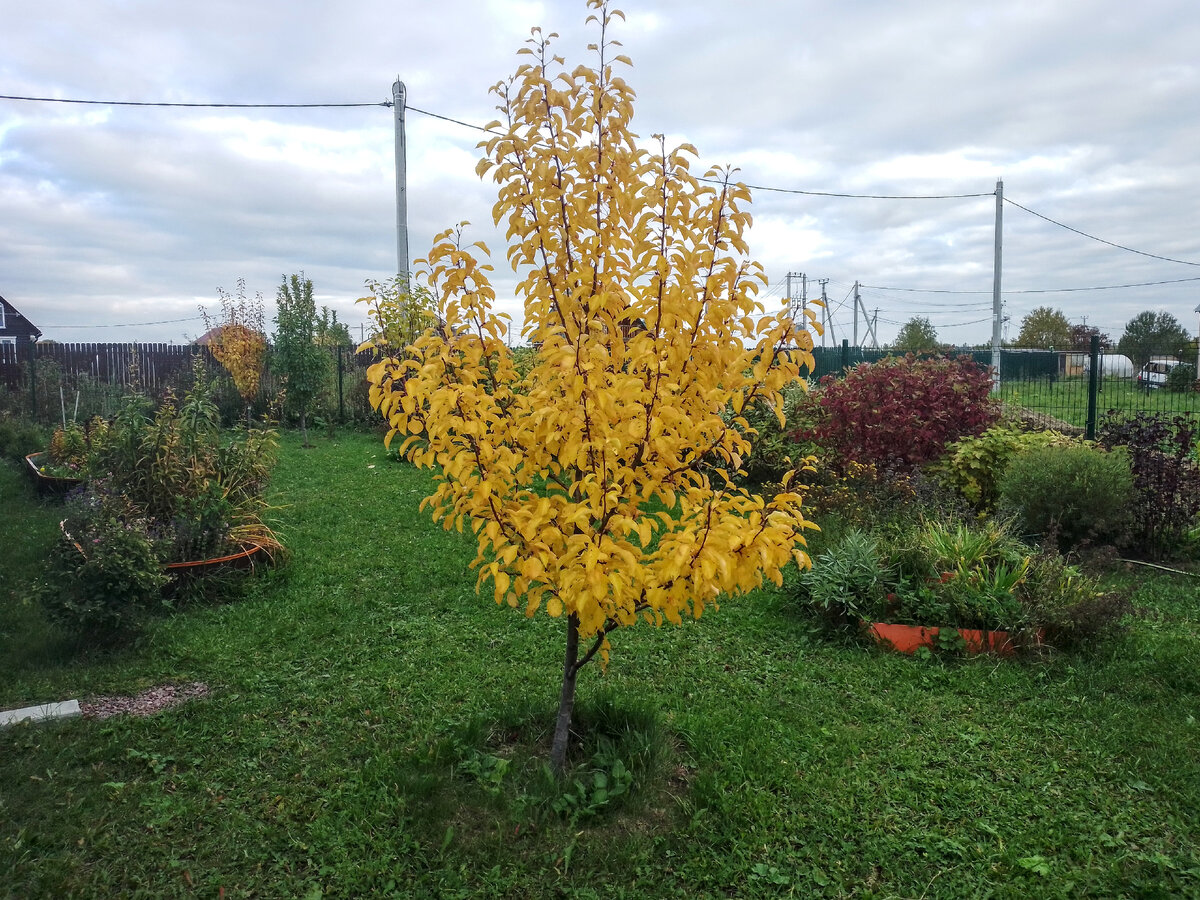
[893,316,940,353]
[1015,307,1072,350]
[1117,311,1192,367]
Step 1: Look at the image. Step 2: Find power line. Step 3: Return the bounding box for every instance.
[0,93,388,109]
[406,105,499,133]
[1005,197,1200,268]
[862,275,1200,294]
[0,92,998,200]
[41,315,206,328]
[726,182,993,200]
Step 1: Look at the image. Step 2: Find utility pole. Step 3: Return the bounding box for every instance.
[991,179,1004,390]
[819,279,832,346]
[393,78,409,282]
[853,281,860,348]
[1194,303,1200,374]
[872,308,879,348]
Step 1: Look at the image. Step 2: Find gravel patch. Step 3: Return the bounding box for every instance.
[80,682,210,720]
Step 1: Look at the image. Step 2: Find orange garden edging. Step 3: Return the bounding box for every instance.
[865,621,1043,656]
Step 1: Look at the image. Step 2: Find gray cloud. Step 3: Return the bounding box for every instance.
[2,0,1200,347]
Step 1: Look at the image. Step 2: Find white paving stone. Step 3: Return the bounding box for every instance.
[0,700,82,727]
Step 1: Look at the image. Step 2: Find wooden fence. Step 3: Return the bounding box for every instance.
[1,341,379,425]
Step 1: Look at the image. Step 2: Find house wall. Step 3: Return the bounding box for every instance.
[0,297,41,343]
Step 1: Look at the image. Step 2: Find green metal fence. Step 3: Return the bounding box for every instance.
[806,339,1200,438]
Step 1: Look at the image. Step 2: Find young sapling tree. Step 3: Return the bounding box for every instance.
[365,0,819,773]
[273,273,328,446]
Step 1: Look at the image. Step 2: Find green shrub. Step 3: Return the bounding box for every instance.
[997,445,1134,550]
[796,528,888,628]
[736,380,822,485]
[0,414,48,462]
[1021,553,1132,649]
[1166,362,1197,393]
[38,492,169,640]
[932,424,1080,511]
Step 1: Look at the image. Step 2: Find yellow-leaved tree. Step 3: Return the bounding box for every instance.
[201,279,267,425]
[365,0,818,772]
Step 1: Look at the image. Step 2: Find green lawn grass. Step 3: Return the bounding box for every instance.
[998,375,1200,429]
[3,432,1200,898]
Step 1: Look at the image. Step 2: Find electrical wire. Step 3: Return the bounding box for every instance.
[862,275,1200,294]
[0,93,388,109]
[1005,197,1200,267]
[40,315,206,328]
[8,92,1200,303]
[0,92,998,200]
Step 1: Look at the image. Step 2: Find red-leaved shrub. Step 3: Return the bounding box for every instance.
[806,354,999,471]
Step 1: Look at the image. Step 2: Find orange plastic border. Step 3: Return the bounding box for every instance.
[866,621,1040,657]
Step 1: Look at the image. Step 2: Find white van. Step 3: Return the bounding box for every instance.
[1135,358,1181,390]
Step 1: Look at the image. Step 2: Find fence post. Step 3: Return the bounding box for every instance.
[1085,334,1100,441]
[337,345,345,423]
[27,338,37,422]
[840,338,849,373]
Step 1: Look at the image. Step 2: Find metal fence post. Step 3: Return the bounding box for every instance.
[840,338,849,373]
[1085,334,1100,440]
[337,345,345,423]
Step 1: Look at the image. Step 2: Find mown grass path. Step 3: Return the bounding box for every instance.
[3,431,1199,898]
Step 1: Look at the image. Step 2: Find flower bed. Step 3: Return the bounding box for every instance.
[25,451,84,495]
[37,359,281,641]
[797,519,1120,653]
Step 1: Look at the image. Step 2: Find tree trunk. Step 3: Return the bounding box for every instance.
[300,409,309,447]
[550,613,581,775]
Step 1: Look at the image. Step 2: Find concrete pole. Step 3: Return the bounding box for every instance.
[991,179,1004,390]
[1194,303,1200,374]
[393,79,409,282]
[853,281,860,348]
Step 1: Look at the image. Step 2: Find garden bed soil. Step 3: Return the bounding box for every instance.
[866,621,1042,656]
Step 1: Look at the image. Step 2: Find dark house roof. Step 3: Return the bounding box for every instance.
[0,295,41,341]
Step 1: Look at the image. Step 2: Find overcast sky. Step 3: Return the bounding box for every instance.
[3,0,1200,348]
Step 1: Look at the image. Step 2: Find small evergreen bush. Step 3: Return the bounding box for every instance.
[932,424,1080,511]
[796,528,888,628]
[997,445,1134,550]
